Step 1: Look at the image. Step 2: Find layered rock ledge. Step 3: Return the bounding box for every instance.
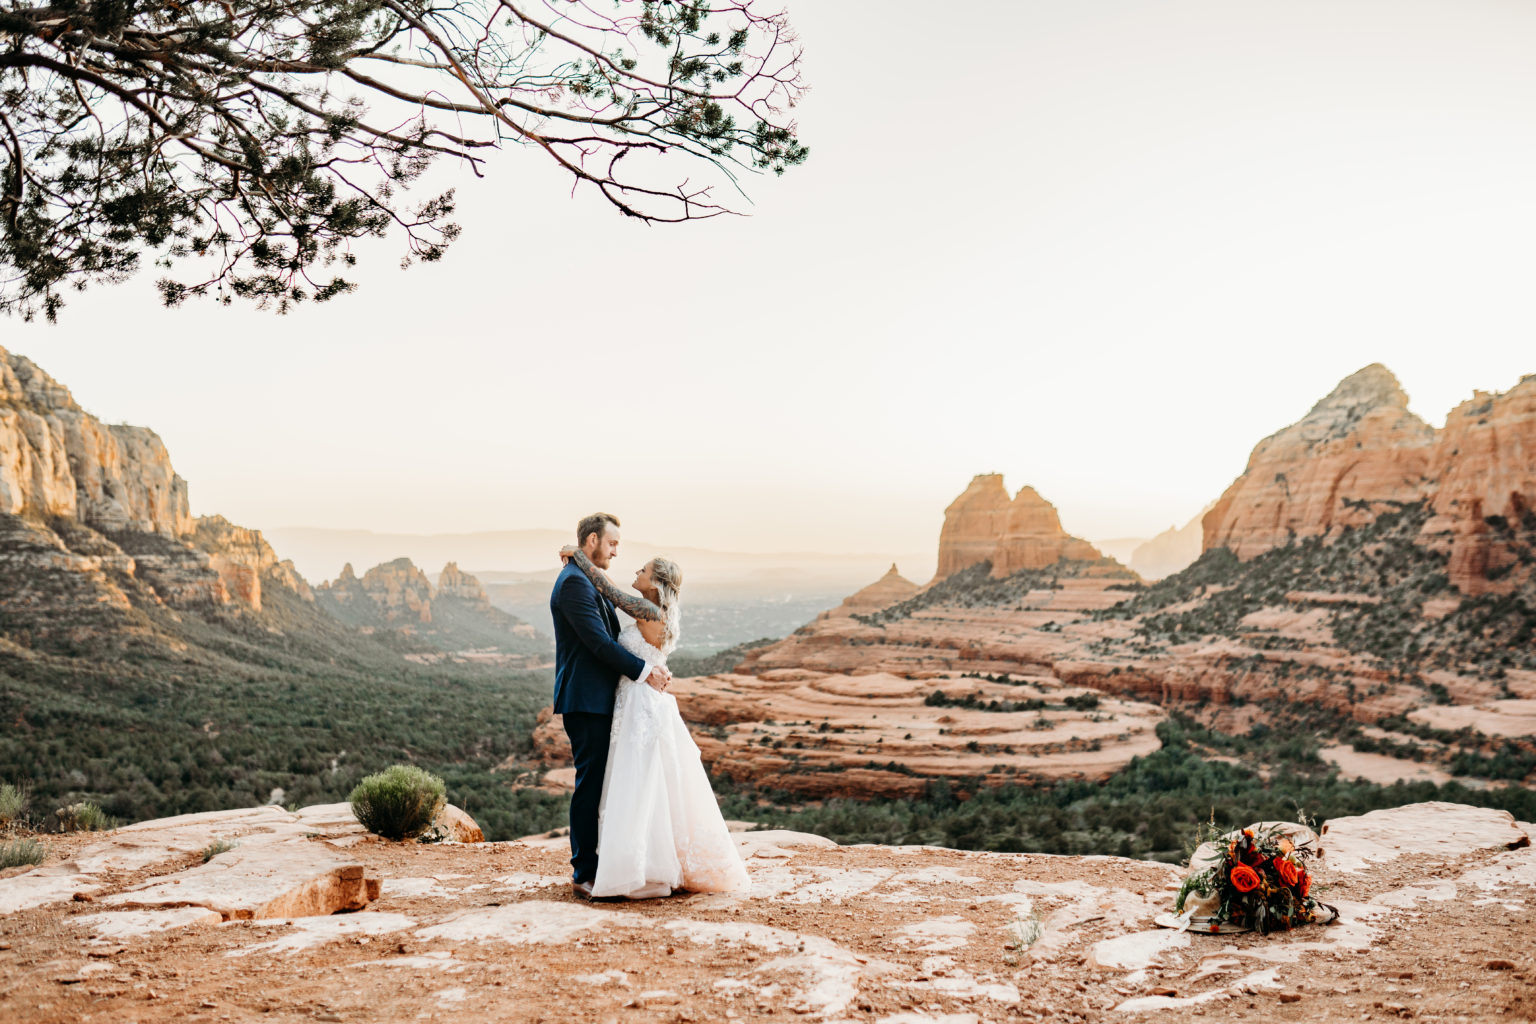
[1,802,1531,1023]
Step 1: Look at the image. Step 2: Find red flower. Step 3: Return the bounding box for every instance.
[1230,864,1262,893]
[1299,871,1311,898]
[1276,857,1300,887]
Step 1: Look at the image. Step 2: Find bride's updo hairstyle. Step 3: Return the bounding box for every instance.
[649,557,684,655]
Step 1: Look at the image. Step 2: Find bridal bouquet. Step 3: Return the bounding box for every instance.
[1174,822,1334,934]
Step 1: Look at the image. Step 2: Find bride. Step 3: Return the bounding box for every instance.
[559,545,750,898]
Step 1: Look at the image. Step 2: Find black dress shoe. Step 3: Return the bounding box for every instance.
[571,880,595,900]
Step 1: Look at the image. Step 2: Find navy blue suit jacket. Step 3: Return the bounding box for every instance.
[550,561,647,716]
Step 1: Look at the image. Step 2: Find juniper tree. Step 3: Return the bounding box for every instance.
[0,0,807,319]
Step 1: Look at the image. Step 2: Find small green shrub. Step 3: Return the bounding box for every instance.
[201,838,238,862]
[56,801,113,833]
[349,765,446,841]
[0,783,27,826]
[0,838,45,868]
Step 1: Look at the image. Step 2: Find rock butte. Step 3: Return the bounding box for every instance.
[1,802,1530,1022]
[936,475,1109,580]
[819,564,920,620]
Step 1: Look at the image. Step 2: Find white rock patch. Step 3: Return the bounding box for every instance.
[226,912,416,956]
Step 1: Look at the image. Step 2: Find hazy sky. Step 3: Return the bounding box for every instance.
[10,1,1536,556]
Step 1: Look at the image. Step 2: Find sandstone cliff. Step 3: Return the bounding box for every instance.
[0,348,317,620]
[1421,375,1536,595]
[1202,366,1536,599]
[190,515,314,611]
[0,347,193,537]
[934,474,1107,580]
[1202,364,1436,560]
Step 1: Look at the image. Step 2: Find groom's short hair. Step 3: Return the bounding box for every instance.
[577,513,621,547]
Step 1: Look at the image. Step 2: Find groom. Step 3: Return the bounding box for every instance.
[551,512,672,899]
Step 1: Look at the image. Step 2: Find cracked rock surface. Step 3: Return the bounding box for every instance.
[1,802,1532,1023]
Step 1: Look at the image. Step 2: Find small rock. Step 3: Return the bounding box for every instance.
[72,892,94,902]
[1278,991,1302,1003]
[315,1014,343,1023]
[1486,960,1516,971]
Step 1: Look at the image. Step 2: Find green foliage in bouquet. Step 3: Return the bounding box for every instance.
[349,765,446,841]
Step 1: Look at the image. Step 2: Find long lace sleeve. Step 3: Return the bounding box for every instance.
[569,549,664,621]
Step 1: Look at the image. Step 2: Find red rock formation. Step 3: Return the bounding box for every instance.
[1204,365,1536,595]
[935,474,1012,578]
[1429,376,1536,525]
[192,515,292,612]
[993,486,1103,576]
[1202,364,1436,559]
[1420,377,1536,595]
[818,563,919,620]
[934,476,1107,580]
[436,561,489,603]
[318,558,434,624]
[0,348,193,537]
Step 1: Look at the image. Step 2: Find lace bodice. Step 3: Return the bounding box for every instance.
[618,623,667,671]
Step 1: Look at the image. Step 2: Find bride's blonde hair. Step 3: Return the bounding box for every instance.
[648,557,683,655]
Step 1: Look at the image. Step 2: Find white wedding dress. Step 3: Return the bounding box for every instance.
[590,624,750,898]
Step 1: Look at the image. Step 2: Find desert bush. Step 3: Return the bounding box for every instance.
[0,838,45,868]
[349,765,446,841]
[201,838,238,862]
[0,782,27,827]
[56,801,113,832]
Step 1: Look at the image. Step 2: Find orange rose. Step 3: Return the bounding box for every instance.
[1299,871,1311,898]
[1230,864,1261,893]
[1276,857,1300,887]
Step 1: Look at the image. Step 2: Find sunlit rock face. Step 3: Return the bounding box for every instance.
[191,515,305,612]
[934,473,1012,578]
[0,348,305,616]
[934,475,1107,580]
[0,347,192,537]
[1202,364,1437,561]
[1422,375,1536,595]
[1202,365,1536,596]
